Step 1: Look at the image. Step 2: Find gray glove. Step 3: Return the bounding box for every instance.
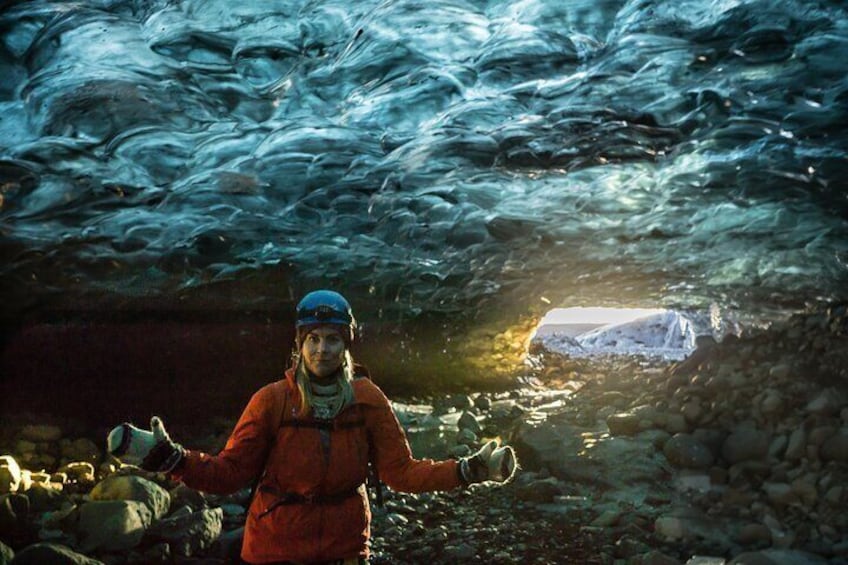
[460,440,517,485]
[107,416,185,473]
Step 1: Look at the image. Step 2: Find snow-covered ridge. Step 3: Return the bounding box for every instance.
[533,309,698,361]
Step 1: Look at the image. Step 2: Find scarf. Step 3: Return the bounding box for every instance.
[295,358,355,420]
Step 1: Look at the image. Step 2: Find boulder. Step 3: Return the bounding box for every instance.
[145,507,223,557]
[0,457,22,494]
[89,475,170,519]
[75,500,152,553]
[9,543,103,565]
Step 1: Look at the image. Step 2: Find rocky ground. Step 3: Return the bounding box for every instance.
[1,304,847,564]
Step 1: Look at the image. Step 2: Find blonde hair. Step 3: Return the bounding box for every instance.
[294,349,355,418]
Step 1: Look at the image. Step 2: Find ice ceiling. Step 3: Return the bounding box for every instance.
[1,0,847,386]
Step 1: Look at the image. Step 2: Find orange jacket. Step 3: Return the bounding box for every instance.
[173,368,461,564]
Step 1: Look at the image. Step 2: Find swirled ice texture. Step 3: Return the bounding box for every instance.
[1,0,847,320]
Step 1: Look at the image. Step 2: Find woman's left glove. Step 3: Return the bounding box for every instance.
[107,416,185,473]
[459,439,517,486]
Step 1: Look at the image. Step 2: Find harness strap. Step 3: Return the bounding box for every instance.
[257,485,363,517]
[279,418,366,430]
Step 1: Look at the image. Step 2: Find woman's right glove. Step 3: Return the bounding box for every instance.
[459,439,517,486]
[106,416,185,473]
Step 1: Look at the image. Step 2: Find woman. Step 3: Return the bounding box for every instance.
[108,290,516,565]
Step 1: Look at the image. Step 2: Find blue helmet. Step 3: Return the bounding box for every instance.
[296,290,356,345]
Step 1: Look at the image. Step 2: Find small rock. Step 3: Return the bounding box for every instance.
[654,516,687,540]
[769,364,791,380]
[0,539,13,563]
[443,542,476,560]
[663,434,714,469]
[13,440,36,455]
[820,431,848,462]
[457,411,482,435]
[762,482,795,506]
[8,542,103,565]
[681,400,704,425]
[0,456,22,494]
[824,485,844,505]
[615,534,651,558]
[673,471,711,493]
[169,484,208,511]
[448,444,472,458]
[448,395,474,411]
[768,434,788,458]
[806,388,846,417]
[664,414,688,434]
[145,507,223,557]
[606,412,641,436]
[474,395,491,411]
[759,389,784,415]
[0,493,31,544]
[25,483,67,513]
[217,526,244,561]
[57,462,95,485]
[722,427,770,464]
[591,509,621,528]
[140,542,170,563]
[218,503,245,517]
[729,549,829,564]
[515,478,562,503]
[20,425,63,443]
[29,472,53,486]
[59,439,100,464]
[455,428,477,446]
[784,428,806,461]
[638,550,681,565]
[735,523,772,545]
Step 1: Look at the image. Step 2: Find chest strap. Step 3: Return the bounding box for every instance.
[279,418,365,430]
[257,485,363,517]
